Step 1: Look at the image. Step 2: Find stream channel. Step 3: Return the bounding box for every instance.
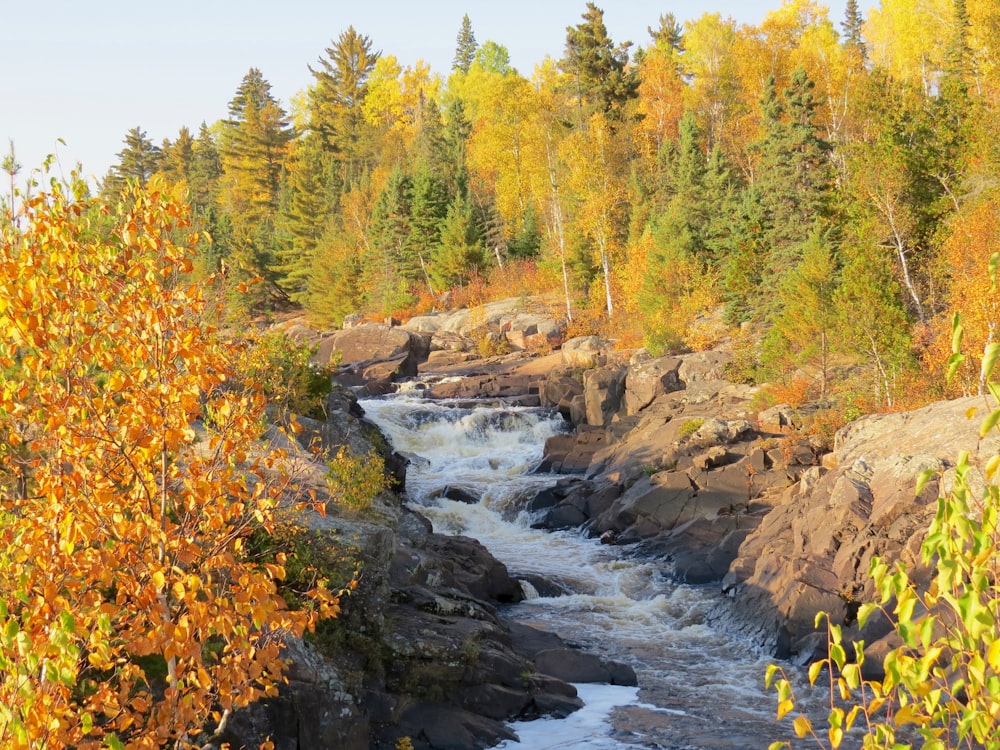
[360,383,808,749]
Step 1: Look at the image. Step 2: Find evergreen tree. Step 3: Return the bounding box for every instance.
[760,230,840,399]
[508,202,541,259]
[561,2,639,121]
[106,127,161,194]
[159,126,194,184]
[218,69,295,308]
[431,192,484,290]
[366,168,414,314]
[722,187,772,324]
[842,0,867,62]
[648,13,684,53]
[453,14,478,74]
[189,122,222,210]
[274,134,331,301]
[407,165,448,294]
[309,27,380,185]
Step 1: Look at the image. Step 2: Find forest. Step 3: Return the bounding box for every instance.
[11,0,1000,412]
[2,0,1000,747]
[54,0,1000,416]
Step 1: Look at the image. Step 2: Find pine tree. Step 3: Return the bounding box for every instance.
[309,27,380,185]
[106,127,161,194]
[453,14,478,74]
[561,2,639,121]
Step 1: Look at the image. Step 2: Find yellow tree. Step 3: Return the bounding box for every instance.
[362,55,442,165]
[635,41,685,156]
[935,191,1000,395]
[561,111,629,319]
[466,70,536,249]
[0,181,339,748]
[865,0,953,96]
[682,13,740,154]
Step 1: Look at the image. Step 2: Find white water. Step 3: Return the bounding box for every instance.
[360,391,800,749]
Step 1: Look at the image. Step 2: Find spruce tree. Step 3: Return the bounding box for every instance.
[432,192,484,290]
[366,168,414,315]
[274,135,331,302]
[453,14,478,74]
[159,126,194,184]
[841,0,867,62]
[189,122,222,210]
[407,165,448,294]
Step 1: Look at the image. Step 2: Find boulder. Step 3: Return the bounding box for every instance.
[533,649,638,686]
[583,365,627,426]
[624,356,683,415]
[561,336,607,369]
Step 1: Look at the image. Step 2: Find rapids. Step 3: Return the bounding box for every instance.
[360,388,824,749]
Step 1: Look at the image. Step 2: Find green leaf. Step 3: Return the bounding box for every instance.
[982,342,1000,383]
[981,408,1000,439]
[947,352,966,383]
[952,312,964,353]
[915,468,937,498]
[857,602,877,628]
[990,251,999,291]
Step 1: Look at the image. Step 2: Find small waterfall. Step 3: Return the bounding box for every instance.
[360,390,801,749]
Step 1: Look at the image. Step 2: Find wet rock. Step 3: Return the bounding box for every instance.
[533,649,638,686]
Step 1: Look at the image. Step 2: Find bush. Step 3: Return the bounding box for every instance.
[766,318,1000,749]
[240,331,332,419]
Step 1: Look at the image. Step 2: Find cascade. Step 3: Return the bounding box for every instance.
[361,390,807,749]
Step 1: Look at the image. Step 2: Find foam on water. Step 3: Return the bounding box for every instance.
[360,390,794,748]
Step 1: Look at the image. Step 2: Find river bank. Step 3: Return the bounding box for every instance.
[227,308,999,749]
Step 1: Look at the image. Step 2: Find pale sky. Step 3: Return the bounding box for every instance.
[1,0,848,188]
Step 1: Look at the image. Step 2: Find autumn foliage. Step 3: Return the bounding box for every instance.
[0,182,339,748]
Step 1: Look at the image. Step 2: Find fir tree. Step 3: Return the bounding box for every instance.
[431,192,484,290]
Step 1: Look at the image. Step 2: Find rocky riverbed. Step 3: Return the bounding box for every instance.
[229,306,999,749]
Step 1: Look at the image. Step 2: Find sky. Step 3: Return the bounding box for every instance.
[1,0,847,188]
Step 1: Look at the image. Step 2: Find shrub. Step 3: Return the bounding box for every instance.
[326,447,390,513]
[766,315,1000,749]
[239,331,332,419]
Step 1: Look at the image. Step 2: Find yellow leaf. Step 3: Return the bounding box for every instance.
[152,570,165,591]
[793,715,812,738]
[988,639,1000,673]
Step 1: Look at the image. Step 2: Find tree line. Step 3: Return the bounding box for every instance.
[79,0,1000,410]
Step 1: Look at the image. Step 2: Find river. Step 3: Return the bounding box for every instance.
[360,386,811,749]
